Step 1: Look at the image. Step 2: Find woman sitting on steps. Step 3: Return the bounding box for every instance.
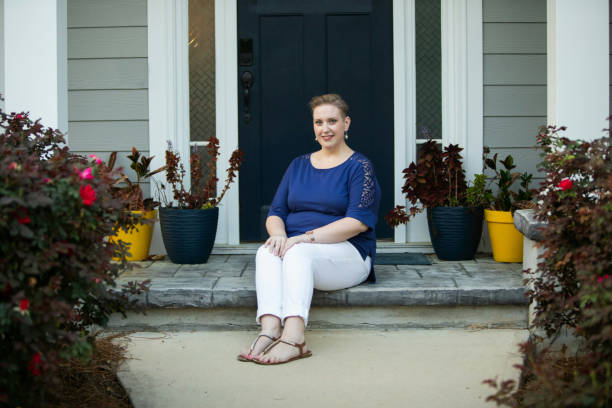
[237,93,382,365]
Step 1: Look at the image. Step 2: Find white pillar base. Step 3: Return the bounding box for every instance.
[4,0,67,133]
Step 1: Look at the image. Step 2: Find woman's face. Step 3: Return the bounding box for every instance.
[312,104,351,150]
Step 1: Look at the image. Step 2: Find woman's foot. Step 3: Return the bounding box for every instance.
[254,335,309,364]
[237,331,280,361]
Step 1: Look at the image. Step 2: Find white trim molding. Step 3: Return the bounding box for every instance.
[441,0,483,179]
[392,0,416,244]
[547,0,609,141]
[4,0,67,134]
[214,0,240,244]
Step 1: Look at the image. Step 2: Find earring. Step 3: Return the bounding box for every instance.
[344,131,348,140]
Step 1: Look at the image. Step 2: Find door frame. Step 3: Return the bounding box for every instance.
[147,0,483,246]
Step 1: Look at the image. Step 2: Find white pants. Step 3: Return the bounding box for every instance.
[255,241,371,327]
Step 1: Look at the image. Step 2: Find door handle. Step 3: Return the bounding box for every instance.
[241,71,254,123]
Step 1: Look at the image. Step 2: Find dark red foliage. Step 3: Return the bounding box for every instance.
[162,136,244,209]
[385,140,468,226]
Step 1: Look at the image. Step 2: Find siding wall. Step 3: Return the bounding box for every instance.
[483,0,546,179]
[67,0,150,194]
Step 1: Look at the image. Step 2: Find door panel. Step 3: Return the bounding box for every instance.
[238,0,394,242]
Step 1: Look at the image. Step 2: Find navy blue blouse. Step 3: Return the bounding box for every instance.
[268,151,381,282]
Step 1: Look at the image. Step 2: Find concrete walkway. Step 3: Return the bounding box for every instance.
[110,254,528,407]
[115,328,527,408]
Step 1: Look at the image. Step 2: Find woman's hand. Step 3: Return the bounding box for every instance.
[264,234,288,257]
[280,234,309,258]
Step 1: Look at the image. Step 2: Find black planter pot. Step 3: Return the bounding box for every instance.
[426,206,484,261]
[159,207,219,264]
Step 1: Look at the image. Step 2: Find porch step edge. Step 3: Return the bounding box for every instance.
[104,305,528,332]
[211,242,435,255]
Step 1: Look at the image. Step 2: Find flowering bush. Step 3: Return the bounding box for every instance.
[0,110,149,406]
[485,124,612,406]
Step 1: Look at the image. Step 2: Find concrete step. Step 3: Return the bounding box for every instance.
[107,254,528,331]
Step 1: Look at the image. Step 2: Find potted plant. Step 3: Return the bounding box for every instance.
[108,147,166,261]
[482,147,535,262]
[157,136,244,264]
[385,140,488,260]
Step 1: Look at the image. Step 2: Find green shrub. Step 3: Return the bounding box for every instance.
[0,110,149,406]
[485,124,612,407]
[483,147,535,211]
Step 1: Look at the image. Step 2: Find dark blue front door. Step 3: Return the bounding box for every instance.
[238,0,394,242]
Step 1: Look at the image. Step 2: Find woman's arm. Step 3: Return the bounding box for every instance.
[264,215,288,256]
[279,216,367,257]
[266,215,287,237]
[306,217,367,243]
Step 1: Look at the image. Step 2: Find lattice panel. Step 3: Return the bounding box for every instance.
[189,0,216,143]
[415,0,442,140]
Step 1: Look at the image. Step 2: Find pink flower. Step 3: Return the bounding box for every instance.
[605,275,610,279]
[597,277,603,283]
[18,216,31,224]
[28,352,43,376]
[15,114,23,120]
[9,162,17,170]
[20,298,30,311]
[16,208,30,224]
[88,154,102,165]
[79,185,96,206]
[558,178,573,191]
[44,177,51,183]
[79,167,94,180]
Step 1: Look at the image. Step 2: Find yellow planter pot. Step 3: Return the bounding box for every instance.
[484,209,523,263]
[111,210,157,261]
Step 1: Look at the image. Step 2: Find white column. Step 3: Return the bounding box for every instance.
[441,0,483,180]
[147,0,190,255]
[4,0,67,134]
[0,0,5,112]
[148,0,190,192]
[547,0,609,140]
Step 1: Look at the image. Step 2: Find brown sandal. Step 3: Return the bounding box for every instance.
[236,333,279,362]
[252,339,313,365]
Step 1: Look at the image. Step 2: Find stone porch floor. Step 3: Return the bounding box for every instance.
[113,254,527,308]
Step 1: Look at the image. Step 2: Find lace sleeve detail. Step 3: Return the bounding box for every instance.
[357,158,375,208]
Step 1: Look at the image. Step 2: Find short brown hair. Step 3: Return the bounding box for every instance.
[308,94,349,117]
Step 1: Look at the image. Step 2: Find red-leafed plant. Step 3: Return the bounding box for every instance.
[484,124,612,407]
[0,109,150,406]
[159,136,244,209]
[385,139,487,227]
